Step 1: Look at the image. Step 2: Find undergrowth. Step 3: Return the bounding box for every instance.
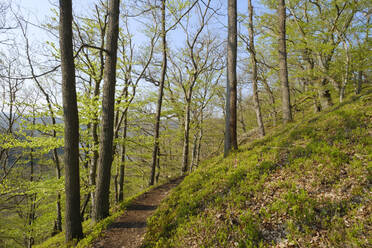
[142,90,372,248]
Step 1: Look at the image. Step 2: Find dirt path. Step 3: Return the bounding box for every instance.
[90,177,183,248]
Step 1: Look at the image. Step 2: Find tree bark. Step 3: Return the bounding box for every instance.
[150,0,167,186]
[278,0,292,123]
[238,88,247,133]
[155,147,161,183]
[340,40,350,103]
[89,79,101,214]
[191,111,203,171]
[27,149,35,248]
[59,0,83,241]
[181,99,191,174]
[117,112,127,202]
[355,71,362,95]
[248,0,265,137]
[224,0,238,157]
[317,78,333,109]
[261,76,277,126]
[93,0,120,222]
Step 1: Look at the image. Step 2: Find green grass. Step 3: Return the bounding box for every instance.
[141,90,372,248]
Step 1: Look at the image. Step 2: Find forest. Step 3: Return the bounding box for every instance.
[0,0,370,247]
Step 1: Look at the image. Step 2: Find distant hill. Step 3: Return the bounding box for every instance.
[142,89,372,247]
[0,113,63,132]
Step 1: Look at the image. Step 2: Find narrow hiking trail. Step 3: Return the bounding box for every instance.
[90,177,183,248]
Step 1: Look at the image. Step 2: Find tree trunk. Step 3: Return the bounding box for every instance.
[340,40,350,103]
[80,193,90,220]
[89,79,101,214]
[356,71,362,95]
[89,120,99,215]
[27,149,35,248]
[238,89,247,133]
[248,0,265,137]
[25,26,63,235]
[150,0,167,186]
[278,0,292,123]
[195,111,203,167]
[118,112,127,202]
[318,78,333,109]
[190,132,198,172]
[59,0,83,241]
[53,148,62,234]
[181,100,191,174]
[155,147,160,183]
[191,111,203,171]
[93,0,120,222]
[262,77,277,126]
[224,0,238,157]
[313,93,322,113]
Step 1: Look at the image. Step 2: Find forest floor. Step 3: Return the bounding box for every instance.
[90,177,183,248]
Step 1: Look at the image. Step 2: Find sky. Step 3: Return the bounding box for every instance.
[10,0,261,98]
[14,0,252,46]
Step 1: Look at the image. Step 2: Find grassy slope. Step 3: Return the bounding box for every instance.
[142,91,372,248]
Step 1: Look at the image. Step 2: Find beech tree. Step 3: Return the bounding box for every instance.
[59,0,83,241]
[149,0,198,184]
[149,0,167,186]
[247,0,265,137]
[73,3,108,215]
[278,0,292,123]
[225,0,238,156]
[93,0,120,222]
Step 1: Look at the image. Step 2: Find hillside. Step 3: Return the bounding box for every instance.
[142,91,372,247]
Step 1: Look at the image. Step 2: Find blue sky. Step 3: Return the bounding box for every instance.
[14,0,262,85]
[15,0,255,46]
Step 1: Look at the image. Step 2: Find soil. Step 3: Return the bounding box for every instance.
[90,177,183,248]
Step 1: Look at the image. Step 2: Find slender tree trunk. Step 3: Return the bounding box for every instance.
[24,27,63,235]
[356,71,362,95]
[238,89,247,133]
[59,0,83,241]
[190,132,198,172]
[339,84,346,103]
[114,167,119,202]
[52,147,62,234]
[27,149,35,248]
[262,77,277,126]
[278,0,292,123]
[80,194,90,220]
[224,0,238,157]
[248,0,265,137]
[181,99,191,174]
[340,40,350,103]
[118,112,127,202]
[150,0,167,186]
[195,112,203,167]
[53,153,63,232]
[89,79,101,214]
[93,0,120,222]
[89,121,99,214]
[191,110,203,171]
[155,147,160,183]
